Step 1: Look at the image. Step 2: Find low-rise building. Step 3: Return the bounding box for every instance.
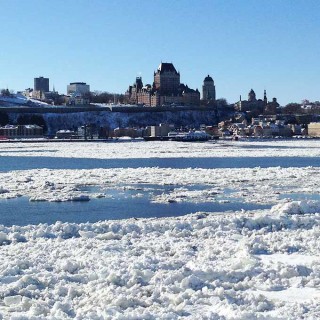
[202,125,220,137]
[0,125,43,139]
[55,130,77,139]
[307,123,320,136]
[144,123,174,137]
[113,127,143,138]
[19,125,43,137]
[227,117,295,138]
[229,123,246,136]
[67,93,90,105]
[0,125,18,138]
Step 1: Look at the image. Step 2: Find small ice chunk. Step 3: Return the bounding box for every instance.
[4,295,22,306]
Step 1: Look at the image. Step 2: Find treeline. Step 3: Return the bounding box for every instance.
[0,89,13,97]
[85,91,125,104]
[282,103,320,115]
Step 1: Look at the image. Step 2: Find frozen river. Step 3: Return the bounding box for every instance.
[0,140,319,226]
[0,139,320,319]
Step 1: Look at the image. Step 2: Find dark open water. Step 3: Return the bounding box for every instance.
[0,155,319,171]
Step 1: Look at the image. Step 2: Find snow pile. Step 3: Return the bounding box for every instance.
[0,208,319,319]
[271,200,320,215]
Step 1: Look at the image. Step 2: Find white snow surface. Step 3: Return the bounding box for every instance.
[0,140,320,319]
[0,94,49,106]
[0,208,320,319]
[0,166,320,205]
[0,94,29,105]
[0,139,319,159]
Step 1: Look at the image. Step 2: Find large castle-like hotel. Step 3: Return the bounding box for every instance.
[125,62,215,107]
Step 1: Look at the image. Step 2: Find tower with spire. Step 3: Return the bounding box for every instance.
[236,88,275,114]
[264,90,267,106]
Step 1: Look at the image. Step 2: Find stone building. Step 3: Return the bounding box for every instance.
[125,62,200,107]
[154,63,180,95]
[125,77,144,104]
[264,98,280,115]
[235,89,265,113]
[202,75,216,101]
[181,84,201,106]
[235,89,278,115]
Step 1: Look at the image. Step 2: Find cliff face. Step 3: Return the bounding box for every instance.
[10,110,220,135]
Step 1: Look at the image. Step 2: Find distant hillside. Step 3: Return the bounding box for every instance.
[0,94,49,107]
[7,109,224,135]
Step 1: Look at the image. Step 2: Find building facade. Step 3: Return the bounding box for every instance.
[67,82,90,95]
[34,77,49,93]
[235,89,279,115]
[125,62,201,107]
[307,123,320,136]
[153,63,180,94]
[0,125,43,139]
[202,75,216,101]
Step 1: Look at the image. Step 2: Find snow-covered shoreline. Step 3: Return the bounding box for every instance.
[0,139,320,319]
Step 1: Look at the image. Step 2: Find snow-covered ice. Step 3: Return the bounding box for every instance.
[0,206,320,319]
[0,166,319,205]
[0,139,320,319]
[0,139,320,159]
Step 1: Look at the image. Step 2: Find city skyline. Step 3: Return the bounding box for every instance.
[1,0,320,105]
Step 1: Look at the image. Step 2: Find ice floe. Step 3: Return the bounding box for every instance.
[0,139,320,159]
[0,166,319,206]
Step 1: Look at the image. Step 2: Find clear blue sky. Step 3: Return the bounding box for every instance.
[1,0,319,105]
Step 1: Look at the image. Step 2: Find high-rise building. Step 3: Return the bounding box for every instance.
[202,75,216,101]
[34,76,49,93]
[67,82,90,95]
